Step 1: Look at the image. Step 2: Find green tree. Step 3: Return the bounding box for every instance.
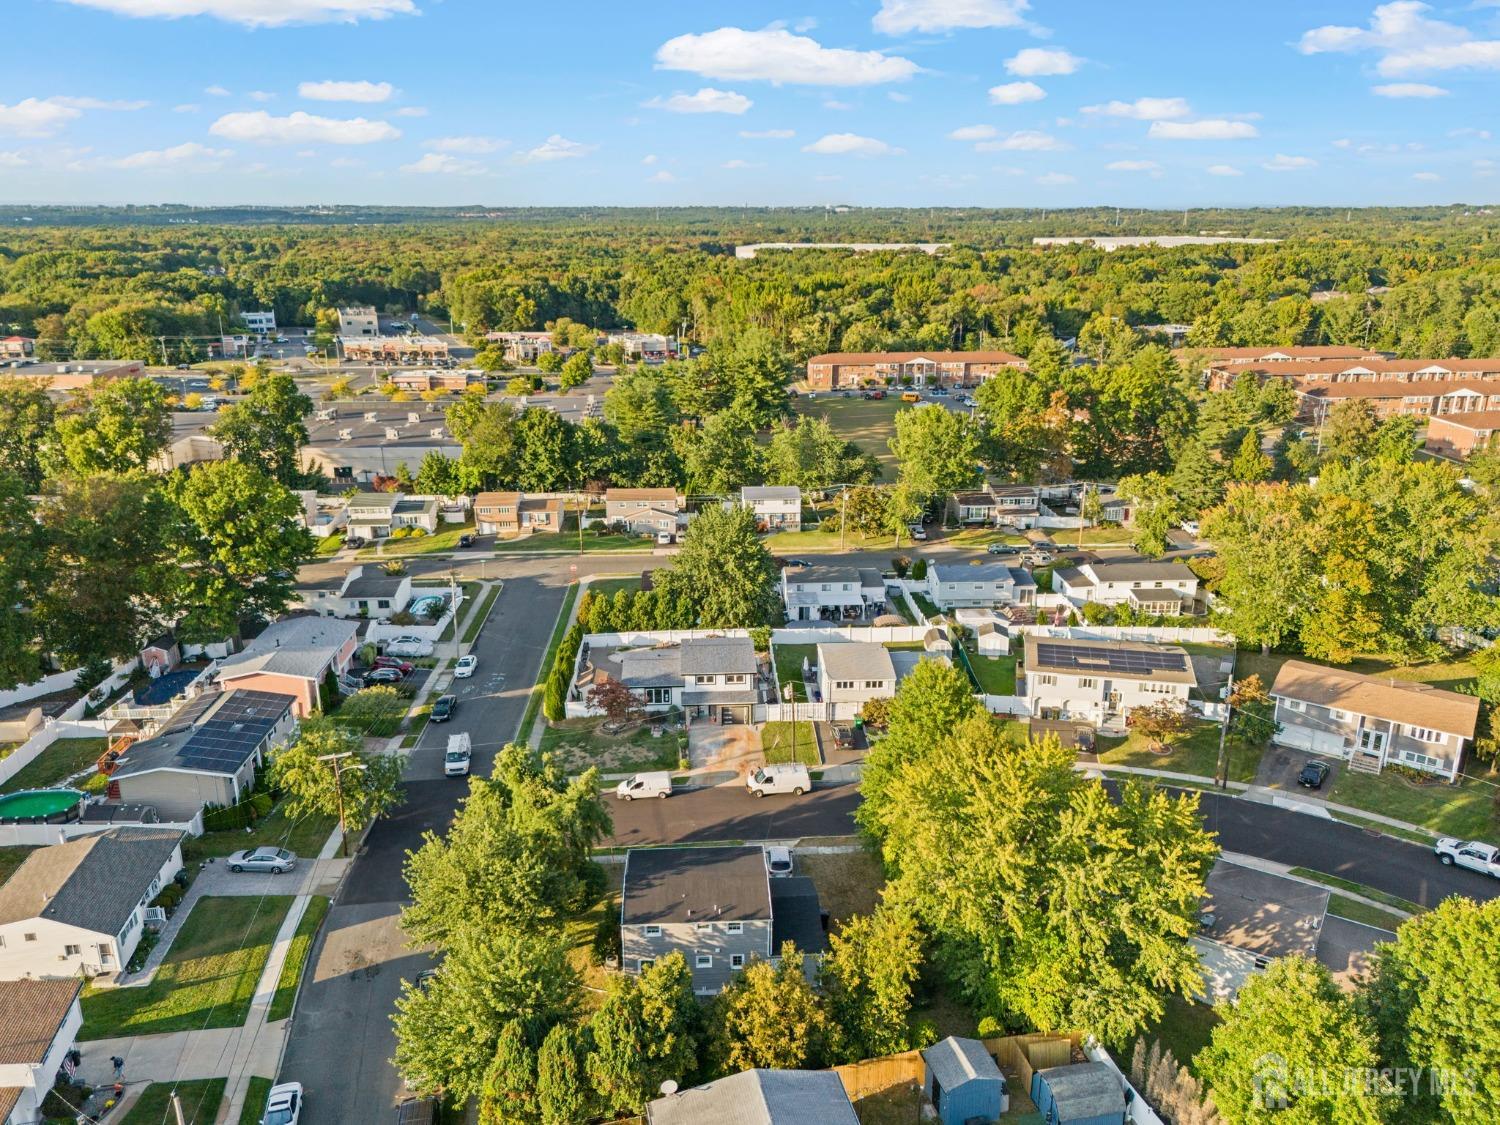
[0,472,45,689]
[587,952,702,1114]
[1169,439,1228,516]
[653,504,779,627]
[0,378,55,491]
[208,372,313,486]
[536,1023,594,1125]
[1115,471,1181,557]
[1228,430,1272,484]
[1199,956,1389,1124]
[766,415,872,490]
[270,718,404,850]
[821,901,924,1063]
[1321,400,1379,464]
[890,404,981,503]
[414,449,463,496]
[536,349,565,374]
[1201,484,1320,654]
[679,408,765,494]
[165,461,312,642]
[1360,897,1500,1125]
[713,944,828,1073]
[559,351,593,391]
[43,377,171,476]
[479,1021,539,1125]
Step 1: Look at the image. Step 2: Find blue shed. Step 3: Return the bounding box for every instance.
[1030,1061,1126,1125]
[921,1036,1008,1125]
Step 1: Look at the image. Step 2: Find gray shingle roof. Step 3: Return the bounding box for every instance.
[0,828,183,934]
[342,572,408,600]
[219,616,358,680]
[783,565,860,586]
[742,486,800,502]
[610,646,683,690]
[680,637,757,676]
[1036,1062,1126,1120]
[817,642,896,683]
[647,1069,858,1125]
[113,689,293,780]
[931,562,1015,584]
[1085,559,1197,584]
[622,846,770,925]
[923,1036,1003,1092]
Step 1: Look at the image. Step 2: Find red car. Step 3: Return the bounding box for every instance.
[373,656,414,674]
[862,389,886,400]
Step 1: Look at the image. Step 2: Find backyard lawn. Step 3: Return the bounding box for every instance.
[771,644,819,702]
[1234,649,1480,695]
[539,717,685,773]
[80,896,294,1039]
[586,576,644,601]
[266,895,331,1021]
[0,738,107,795]
[1109,995,1222,1075]
[911,592,942,621]
[314,533,344,556]
[761,721,820,766]
[182,802,335,865]
[790,394,903,479]
[962,650,1018,696]
[1097,720,1263,784]
[0,846,36,884]
[1329,768,1497,840]
[121,1079,226,1125]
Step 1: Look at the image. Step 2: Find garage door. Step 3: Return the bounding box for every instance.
[1277,722,1346,757]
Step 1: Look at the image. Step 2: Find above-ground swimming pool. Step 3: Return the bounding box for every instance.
[409,595,447,618]
[0,787,84,824]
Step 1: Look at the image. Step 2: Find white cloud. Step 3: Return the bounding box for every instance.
[0,99,83,137]
[394,106,427,117]
[1299,2,1500,76]
[1004,47,1081,77]
[1082,96,1191,120]
[873,0,1031,34]
[204,85,230,97]
[647,170,676,183]
[801,132,904,156]
[1332,138,1353,148]
[645,87,753,114]
[974,129,1064,151]
[1206,163,1244,176]
[248,91,276,102]
[641,154,658,165]
[1413,170,1441,181]
[1449,126,1492,139]
[108,140,230,169]
[722,158,761,168]
[823,99,853,110]
[298,79,395,103]
[988,81,1045,105]
[1036,171,1074,185]
[54,0,417,28]
[888,91,911,103]
[51,96,148,110]
[1106,159,1161,172]
[424,135,507,154]
[1371,82,1447,97]
[740,128,795,138]
[208,110,401,144]
[518,134,595,162]
[0,152,28,167]
[655,27,919,86]
[1148,118,1258,140]
[401,152,486,175]
[948,124,997,141]
[173,103,200,113]
[1262,153,1317,171]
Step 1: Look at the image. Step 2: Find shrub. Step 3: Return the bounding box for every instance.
[249,792,274,817]
[591,900,622,965]
[125,928,161,972]
[408,527,427,538]
[910,558,928,581]
[891,555,910,578]
[151,884,185,914]
[333,686,408,737]
[202,801,256,832]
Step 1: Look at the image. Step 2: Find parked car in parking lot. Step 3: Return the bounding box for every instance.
[373,656,414,674]
[1297,760,1330,789]
[862,388,886,399]
[430,694,456,722]
[227,847,296,874]
[454,655,478,678]
[364,667,404,684]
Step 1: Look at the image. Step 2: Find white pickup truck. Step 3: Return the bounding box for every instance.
[1434,837,1500,877]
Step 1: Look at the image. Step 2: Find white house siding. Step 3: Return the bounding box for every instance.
[0,999,82,1124]
[1024,671,1190,727]
[817,673,897,707]
[928,578,1014,609]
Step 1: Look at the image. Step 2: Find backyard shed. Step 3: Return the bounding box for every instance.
[922,1036,1007,1124]
[1030,1061,1126,1125]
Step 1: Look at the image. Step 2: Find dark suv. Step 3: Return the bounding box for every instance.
[430,694,457,723]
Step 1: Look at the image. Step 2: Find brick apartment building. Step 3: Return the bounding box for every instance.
[804,350,1027,390]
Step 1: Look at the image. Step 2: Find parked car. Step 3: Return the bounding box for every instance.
[908,524,928,541]
[344,536,366,549]
[373,656,414,674]
[430,694,456,722]
[175,362,192,371]
[454,655,478,678]
[226,847,296,874]
[364,667,404,684]
[928,386,948,397]
[385,636,434,657]
[746,763,810,798]
[987,543,1021,556]
[1434,838,1500,876]
[615,772,673,801]
[656,530,675,545]
[1020,549,1054,567]
[260,1081,303,1125]
[765,845,794,877]
[862,389,886,400]
[444,732,471,777]
[457,533,476,548]
[413,968,439,993]
[1180,520,1201,537]
[1297,760,1330,789]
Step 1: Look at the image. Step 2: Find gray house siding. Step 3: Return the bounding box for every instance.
[1273,699,1461,778]
[622,919,772,993]
[113,769,240,821]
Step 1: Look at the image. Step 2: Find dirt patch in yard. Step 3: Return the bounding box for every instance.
[798,849,886,930]
[541,717,685,773]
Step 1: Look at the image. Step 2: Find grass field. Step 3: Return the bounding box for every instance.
[761,721,820,766]
[80,896,294,1039]
[1098,720,1263,783]
[762,526,893,553]
[357,520,475,558]
[266,895,331,1022]
[771,643,819,702]
[314,533,344,556]
[1328,768,1497,840]
[0,738,107,795]
[1109,995,1222,1075]
[790,394,904,479]
[237,1077,274,1125]
[586,576,644,601]
[121,1079,226,1125]
[1327,893,1406,932]
[182,803,335,865]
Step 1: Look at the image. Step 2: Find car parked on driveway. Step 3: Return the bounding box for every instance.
[908,524,928,541]
[373,656,414,674]
[1297,760,1330,789]
[385,636,434,657]
[765,845,794,877]
[261,1081,303,1125]
[364,667,404,684]
[227,847,296,874]
[457,533,476,547]
[454,655,478,678]
[1434,838,1500,877]
[430,694,456,722]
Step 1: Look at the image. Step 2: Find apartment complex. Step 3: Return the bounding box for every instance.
[1201,355,1500,421]
[1425,410,1500,459]
[804,350,1027,390]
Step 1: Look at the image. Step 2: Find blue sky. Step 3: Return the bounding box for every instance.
[2,0,1497,206]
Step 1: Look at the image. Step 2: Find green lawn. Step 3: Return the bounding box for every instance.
[937,527,1031,548]
[761,721,820,766]
[1328,768,1496,840]
[772,643,819,702]
[1098,720,1263,784]
[358,519,475,558]
[1327,893,1406,932]
[80,896,294,1039]
[911,592,942,621]
[763,525,891,553]
[520,581,580,741]
[0,845,36,884]
[492,532,649,554]
[121,1079,226,1125]
[790,394,903,479]
[182,801,335,865]
[0,738,107,795]
[1233,649,1480,695]
[963,651,1018,696]
[1110,995,1222,1075]
[1290,868,1423,915]
[538,717,685,773]
[238,1077,274,1125]
[314,533,344,556]
[587,576,644,601]
[266,895,330,1021]
[461,582,503,644]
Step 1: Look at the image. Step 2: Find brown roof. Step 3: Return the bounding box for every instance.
[1271,660,1480,738]
[1196,346,1385,363]
[473,491,518,509]
[1295,380,1500,402]
[0,1089,18,1121]
[807,350,1026,365]
[1218,358,1500,380]
[606,487,679,503]
[0,978,82,1064]
[520,495,564,513]
[1426,410,1500,432]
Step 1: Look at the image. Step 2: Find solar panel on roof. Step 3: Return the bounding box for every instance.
[1034,642,1188,676]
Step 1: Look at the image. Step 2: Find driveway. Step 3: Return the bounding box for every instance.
[687,724,760,771]
[1255,743,1339,793]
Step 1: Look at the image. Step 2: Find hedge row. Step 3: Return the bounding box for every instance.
[542,622,584,723]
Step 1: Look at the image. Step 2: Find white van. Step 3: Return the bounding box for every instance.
[615,772,672,801]
[746,764,810,798]
[655,530,675,545]
[444,732,472,777]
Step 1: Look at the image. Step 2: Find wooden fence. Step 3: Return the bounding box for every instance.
[831,1032,1083,1106]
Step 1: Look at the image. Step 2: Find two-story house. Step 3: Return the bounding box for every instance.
[215,616,359,717]
[780,566,886,622]
[0,829,185,981]
[1052,560,1200,615]
[740,486,802,532]
[474,491,565,536]
[816,642,897,706]
[924,563,1035,610]
[1269,661,1478,782]
[344,491,402,540]
[604,488,688,536]
[948,484,1041,529]
[1021,634,1196,729]
[0,979,83,1125]
[584,636,762,724]
[621,846,827,994]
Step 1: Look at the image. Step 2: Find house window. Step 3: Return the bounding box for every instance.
[864,680,884,690]
[1283,699,1305,713]
[638,959,654,971]
[64,944,81,956]
[23,932,36,942]
[724,674,748,685]
[730,954,746,969]
[1078,678,1097,689]
[643,924,661,937]
[377,600,390,609]
[835,680,855,691]
[1034,674,1056,686]
[695,955,714,969]
[1329,708,1351,721]
[643,688,672,705]
[695,922,712,932]
[692,675,716,686]
[726,922,743,935]
[1405,726,1441,743]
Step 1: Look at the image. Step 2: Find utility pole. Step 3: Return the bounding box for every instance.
[839,485,848,551]
[171,1092,186,1125]
[317,750,365,857]
[158,335,169,366]
[1213,672,1236,789]
[449,569,460,667]
[578,496,585,555]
